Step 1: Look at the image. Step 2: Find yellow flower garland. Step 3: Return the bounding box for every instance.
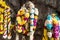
[16,8,30,33]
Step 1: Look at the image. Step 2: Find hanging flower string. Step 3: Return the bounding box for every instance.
[45,13,60,40]
[33,8,38,30]
[16,5,30,34]
[3,8,12,39]
[28,1,39,40]
[44,14,53,40]
[52,14,59,40]
[0,12,4,34]
[16,2,39,40]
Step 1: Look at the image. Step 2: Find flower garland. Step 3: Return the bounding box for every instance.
[44,14,53,40]
[0,0,10,35]
[16,5,30,34]
[28,1,39,40]
[0,12,4,34]
[16,1,39,40]
[52,14,59,40]
[3,8,13,39]
[45,13,60,40]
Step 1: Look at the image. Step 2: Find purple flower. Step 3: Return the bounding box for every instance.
[24,17,28,21]
[34,19,37,26]
[22,27,25,31]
